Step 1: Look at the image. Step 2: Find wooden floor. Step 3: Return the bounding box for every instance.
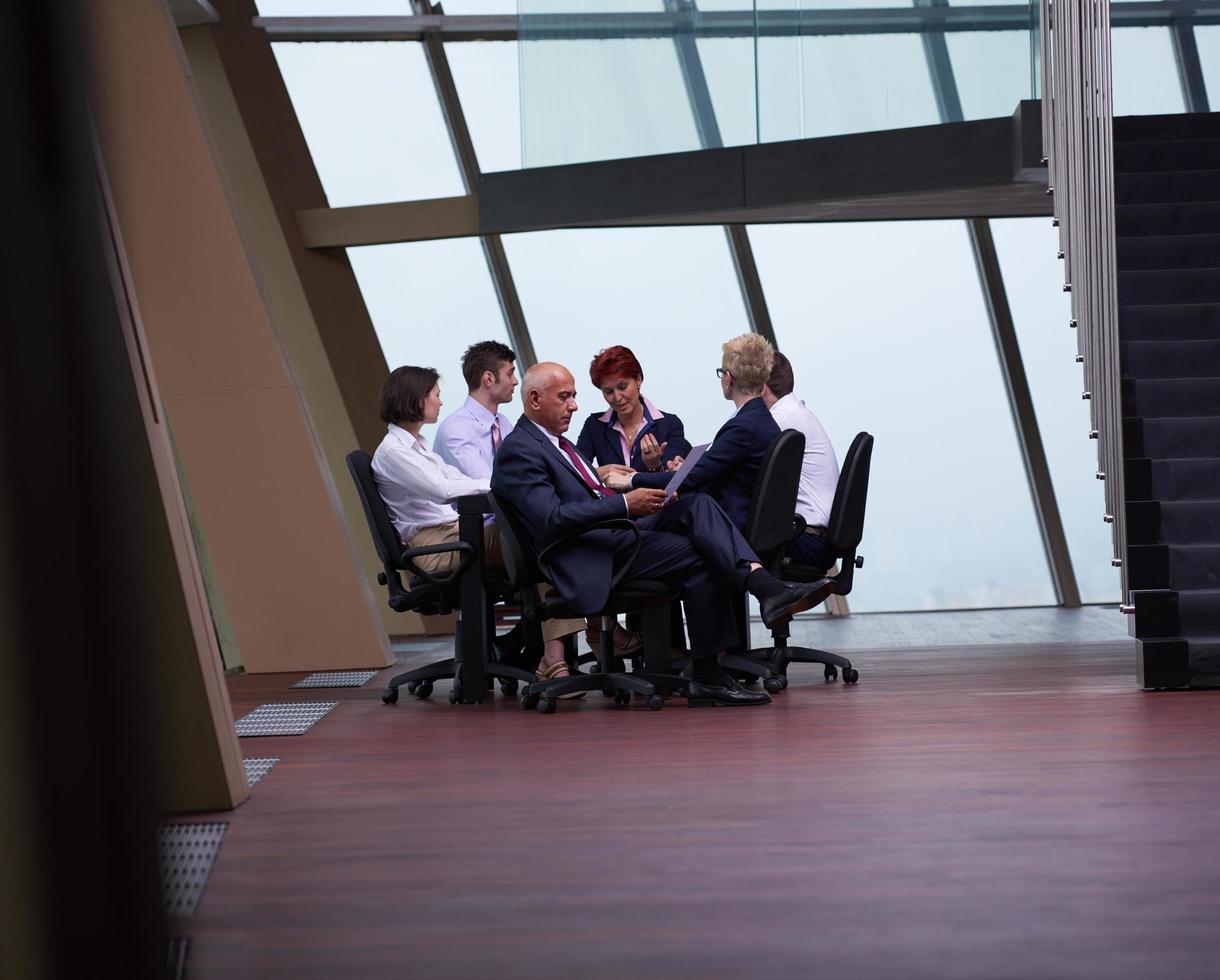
[184,613,1220,979]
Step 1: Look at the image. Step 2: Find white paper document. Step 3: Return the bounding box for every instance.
[663,443,709,500]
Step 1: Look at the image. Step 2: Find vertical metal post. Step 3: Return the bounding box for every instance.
[1169,14,1211,113]
[665,0,776,345]
[916,0,1081,606]
[412,0,538,369]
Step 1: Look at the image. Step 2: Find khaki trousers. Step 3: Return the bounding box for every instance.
[407,522,583,642]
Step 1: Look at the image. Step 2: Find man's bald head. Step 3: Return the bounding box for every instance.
[522,361,579,435]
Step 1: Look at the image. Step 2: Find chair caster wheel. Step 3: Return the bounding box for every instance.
[448,688,459,705]
[764,677,784,694]
[646,694,665,711]
[589,661,601,674]
[406,681,419,694]
[843,667,859,684]
[520,691,539,710]
[537,698,556,714]
[499,679,518,697]
[381,686,398,704]
[824,665,838,682]
[414,682,433,699]
[613,690,631,706]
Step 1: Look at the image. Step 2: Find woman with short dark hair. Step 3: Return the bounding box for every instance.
[371,365,585,691]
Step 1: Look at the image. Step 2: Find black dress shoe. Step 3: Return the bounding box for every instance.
[686,676,772,707]
[759,579,834,629]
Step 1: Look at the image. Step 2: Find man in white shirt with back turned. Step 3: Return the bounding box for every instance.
[762,351,840,571]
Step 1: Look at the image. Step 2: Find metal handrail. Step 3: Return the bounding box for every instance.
[1040,0,1129,605]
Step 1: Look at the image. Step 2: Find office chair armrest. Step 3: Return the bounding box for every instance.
[400,540,477,593]
[537,518,642,594]
[788,514,807,542]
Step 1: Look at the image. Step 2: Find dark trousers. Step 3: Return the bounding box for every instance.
[786,529,835,570]
[610,494,759,659]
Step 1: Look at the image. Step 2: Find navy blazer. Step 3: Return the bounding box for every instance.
[490,416,630,614]
[632,396,779,531]
[575,399,691,472]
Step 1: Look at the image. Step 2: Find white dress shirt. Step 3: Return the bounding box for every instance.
[435,395,514,480]
[769,393,840,528]
[529,419,629,515]
[371,423,489,544]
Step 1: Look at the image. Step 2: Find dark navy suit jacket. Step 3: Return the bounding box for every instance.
[490,416,630,614]
[575,400,691,472]
[632,396,779,531]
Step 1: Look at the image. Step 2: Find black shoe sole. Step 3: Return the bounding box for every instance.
[761,590,823,629]
[686,696,771,707]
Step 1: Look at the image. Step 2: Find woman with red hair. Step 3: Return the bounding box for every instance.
[575,345,691,478]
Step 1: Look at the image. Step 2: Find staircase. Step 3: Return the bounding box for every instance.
[1115,112,1220,689]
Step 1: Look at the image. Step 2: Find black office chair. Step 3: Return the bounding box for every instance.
[345,451,534,704]
[722,431,874,690]
[487,490,685,714]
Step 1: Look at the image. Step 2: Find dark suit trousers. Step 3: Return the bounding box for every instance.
[610,494,759,659]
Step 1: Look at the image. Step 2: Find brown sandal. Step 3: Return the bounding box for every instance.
[584,627,644,657]
[536,659,586,699]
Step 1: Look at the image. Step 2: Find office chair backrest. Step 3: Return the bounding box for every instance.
[744,429,807,562]
[346,450,404,572]
[824,431,874,595]
[485,490,541,593]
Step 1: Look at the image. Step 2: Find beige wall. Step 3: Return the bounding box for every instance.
[87,0,393,670]
[179,26,439,639]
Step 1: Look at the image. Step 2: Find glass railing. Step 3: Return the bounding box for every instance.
[518,1,1040,167]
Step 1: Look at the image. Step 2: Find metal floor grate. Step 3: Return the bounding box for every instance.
[290,670,377,689]
[158,822,227,916]
[243,757,280,786]
[235,702,337,737]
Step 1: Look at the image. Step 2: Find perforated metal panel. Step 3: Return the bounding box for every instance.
[290,670,377,689]
[243,757,280,786]
[234,702,338,737]
[158,822,227,916]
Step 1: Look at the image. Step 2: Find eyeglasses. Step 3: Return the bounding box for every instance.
[715,368,728,380]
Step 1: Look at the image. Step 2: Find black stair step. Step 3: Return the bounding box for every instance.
[1159,500,1220,544]
[1186,635,1220,686]
[1137,416,1220,458]
[1121,303,1220,341]
[1127,377,1220,417]
[1177,590,1220,634]
[1118,233,1220,271]
[1115,112,1220,142]
[1147,458,1220,501]
[1123,339,1220,379]
[1115,170,1220,206]
[1118,269,1220,305]
[1117,138,1220,174]
[1170,544,1220,590]
[1116,202,1220,236]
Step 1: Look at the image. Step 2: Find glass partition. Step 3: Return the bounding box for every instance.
[518,1,1039,167]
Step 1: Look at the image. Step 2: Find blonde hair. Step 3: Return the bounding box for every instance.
[721,333,775,393]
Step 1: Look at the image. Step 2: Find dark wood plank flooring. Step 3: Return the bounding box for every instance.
[184,631,1220,979]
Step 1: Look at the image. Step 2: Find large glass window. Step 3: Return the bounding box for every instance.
[271,42,464,206]
[990,218,1121,604]
[446,41,522,172]
[348,240,510,394]
[502,227,750,446]
[1195,25,1220,102]
[748,220,1054,612]
[1110,28,1186,116]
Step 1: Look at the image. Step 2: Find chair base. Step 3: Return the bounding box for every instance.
[381,658,535,705]
[519,668,679,713]
[720,644,859,691]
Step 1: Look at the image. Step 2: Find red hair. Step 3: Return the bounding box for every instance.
[589,346,644,388]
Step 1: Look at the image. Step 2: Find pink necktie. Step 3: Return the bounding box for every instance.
[558,437,616,497]
[490,418,502,456]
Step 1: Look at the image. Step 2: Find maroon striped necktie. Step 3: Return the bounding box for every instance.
[558,436,616,497]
